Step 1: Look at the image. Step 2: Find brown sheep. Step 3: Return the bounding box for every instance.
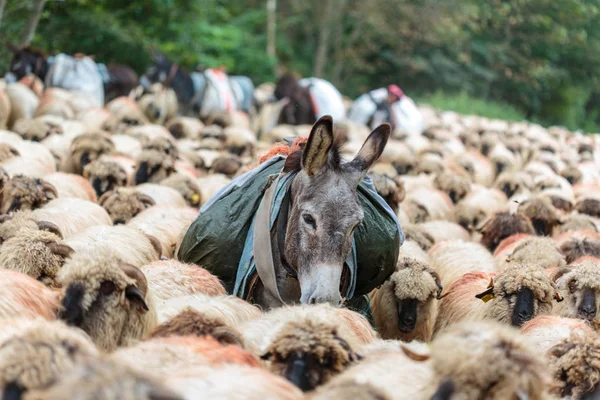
[517,196,561,236]
[210,154,243,177]
[0,175,57,214]
[160,173,202,207]
[98,187,155,224]
[165,116,203,140]
[83,158,129,197]
[134,149,176,185]
[548,334,600,399]
[149,308,244,347]
[560,238,600,264]
[369,258,442,342]
[478,211,535,252]
[62,131,115,174]
[576,197,600,218]
[0,228,73,287]
[260,320,361,392]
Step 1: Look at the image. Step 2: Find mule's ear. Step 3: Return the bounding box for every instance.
[302,116,334,176]
[345,123,391,184]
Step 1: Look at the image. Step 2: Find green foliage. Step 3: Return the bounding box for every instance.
[419,91,526,122]
[2,0,600,130]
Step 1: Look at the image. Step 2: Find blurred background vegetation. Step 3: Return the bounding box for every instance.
[1,0,600,131]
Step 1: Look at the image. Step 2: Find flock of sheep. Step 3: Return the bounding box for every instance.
[1,75,600,400]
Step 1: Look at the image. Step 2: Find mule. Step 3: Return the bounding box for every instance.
[273,73,316,125]
[251,116,391,308]
[6,44,138,102]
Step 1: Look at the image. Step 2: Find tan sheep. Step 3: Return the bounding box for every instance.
[98,187,156,224]
[57,250,157,351]
[520,315,594,355]
[32,198,112,239]
[82,157,129,197]
[160,173,202,207]
[552,259,600,322]
[369,257,442,341]
[12,116,63,142]
[0,319,98,398]
[43,172,97,202]
[434,263,561,333]
[61,131,115,174]
[0,270,60,321]
[166,116,204,140]
[433,171,471,204]
[0,228,73,287]
[401,224,435,251]
[557,214,598,234]
[499,236,566,271]
[517,195,562,236]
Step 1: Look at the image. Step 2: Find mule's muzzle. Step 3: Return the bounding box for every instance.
[579,288,597,320]
[397,298,418,333]
[299,264,343,306]
[511,288,534,327]
[58,283,86,327]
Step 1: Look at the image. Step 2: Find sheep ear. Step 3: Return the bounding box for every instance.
[430,271,444,299]
[400,344,430,362]
[47,243,74,259]
[98,190,114,206]
[125,285,149,311]
[211,327,245,348]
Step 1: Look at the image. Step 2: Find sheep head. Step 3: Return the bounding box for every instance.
[210,155,243,177]
[549,334,600,399]
[143,136,179,160]
[69,132,115,174]
[261,320,360,392]
[517,196,561,236]
[576,198,600,218]
[83,158,128,197]
[405,321,550,400]
[401,224,435,251]
[0,229,73,288]
[13,118,63,142]
[0,175,57,214]
[98,188,155,225]
[160,174,202,207]
[134,149,176,185]
[0,143,20,163]
[478,212,535,252]
[560,238,600,264]
[0,319,97,398]
[475,263,561,327]
[553,261,600,321]
[434,171,470,204]
[57,251,155,352]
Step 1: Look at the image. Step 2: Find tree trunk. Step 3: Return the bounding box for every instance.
[266,0,277,58]
[21,0,47,47]
[313,0,334,78]
[0,0,7,29]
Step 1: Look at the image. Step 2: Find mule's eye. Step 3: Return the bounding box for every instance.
[303,214,316,229]
[99,281,116,295]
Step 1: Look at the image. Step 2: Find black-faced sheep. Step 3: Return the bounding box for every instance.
[435,263,562,332]
[12,117,63,142]
[165,116,204,140]
[517,195,562,236]
[260,319,361,392]
[160,173,202,207]
[369,258,442,341]
[552,259,600,322]
[0,175,57,214]
[0,319,98,399]
[83,158,129,197]
[62,131,115,174]
[433,171,471,204]
[57,250,157,351]
[98,187,155,224]
[134,149,176,185]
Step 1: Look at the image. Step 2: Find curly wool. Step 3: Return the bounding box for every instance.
[0,210,39,243]
[1,175,57,214]
[549,334,600,399]
[134,149,175,184]
[503,236,566,270]
[517,196,561,236]
[99,187,154,224]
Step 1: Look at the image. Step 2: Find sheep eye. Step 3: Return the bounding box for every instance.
[568,281,577,293]
[99,281,116,295]
[302,214,316,229]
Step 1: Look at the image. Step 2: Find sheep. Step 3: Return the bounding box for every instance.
[433,171,471,204]
[552,259,600,322]
[520,315,596,355]
[434,263,561,333]
[165,365,304,400]
[98,187,156,224]
[57,250,157,351]
[0,270,60,320]
[166,116,204,140]
[26,356,182,400]
[64,225,161,267]
[111,336,259,376]
[138,84,178,125]
[143,135,179,160]
[560,237,600,264]
[136,183,187,207]
[499,236,566,271]
[141,259,226,304]
[82,157,129,197]
[429,240,496,289]
[43,172,97,202]
[0,175,57,214]
[557,214,598,234]
[77,107,111,131]
[160,173,203,207]
[0,228,73,287]
[575,197,600,218]
[32,198,112,239]
[12,116,63,142]
[259,319,361,392]
[0,143,19,163]
[398,240,430,264]
[0,319,98,399]
[369,172,405,212]
[369,257,442,342]
[128,207,198,258]
[548,334,600,399]
[210,154,244,177]
[455,185,508,230]
[401,224,435,251]
[149,308,244,346]
[477,211,535,252]
[542,187,575,213]
[61,131,115,174]
[418,220,470,243]
[195,174,231,205]
[157,293,262,326]
[133,149,176,185]
[5,83,38,128]
[517,195,562,236]
[0,88,10,129]
[241,304,376,357]
[417,321,550,400]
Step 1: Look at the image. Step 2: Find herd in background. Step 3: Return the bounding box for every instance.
[2,47,600,399]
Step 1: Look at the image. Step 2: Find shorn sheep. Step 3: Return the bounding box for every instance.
[369,257,442,341]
